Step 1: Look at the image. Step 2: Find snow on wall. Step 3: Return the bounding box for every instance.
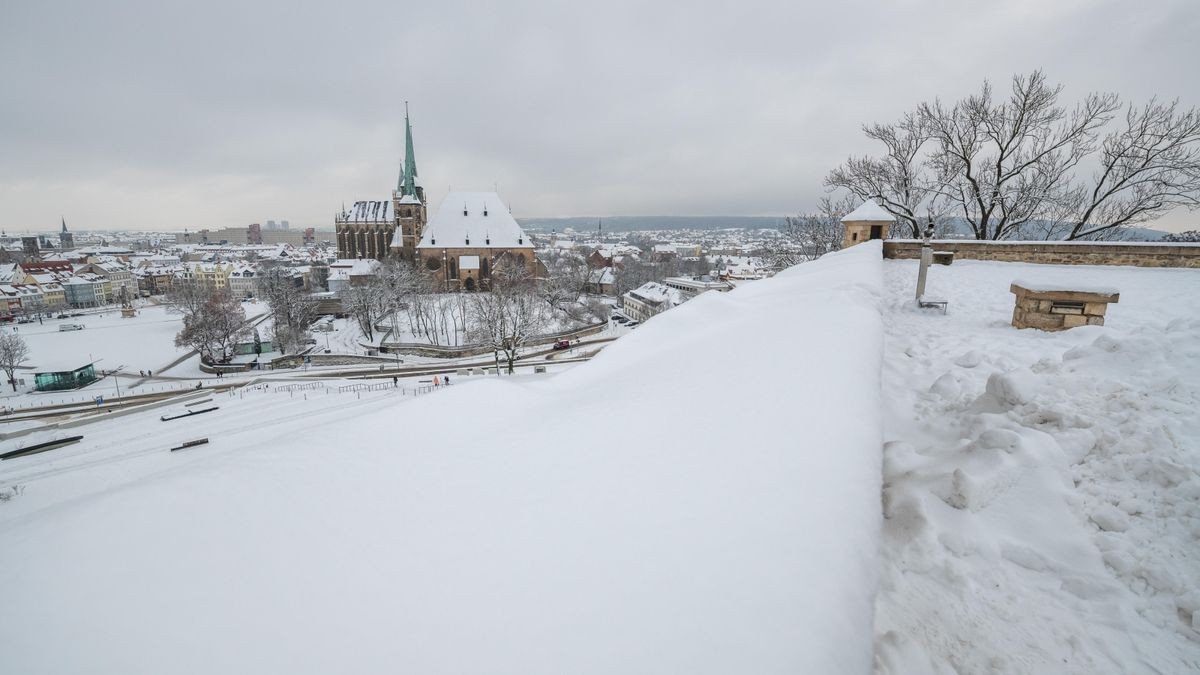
[0,243,886,675]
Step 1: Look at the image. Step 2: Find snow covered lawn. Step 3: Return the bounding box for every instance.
[0,244,884,674]
[876,259,1200,673]
[11,305,187,380]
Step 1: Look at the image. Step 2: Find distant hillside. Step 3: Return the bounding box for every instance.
[518,215,1168,241]
[517,216,783,233]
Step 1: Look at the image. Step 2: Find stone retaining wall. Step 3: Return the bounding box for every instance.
[380,321,607,359]
[882,240,1200,268]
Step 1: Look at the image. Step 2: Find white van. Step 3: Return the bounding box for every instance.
[58,323,85,332]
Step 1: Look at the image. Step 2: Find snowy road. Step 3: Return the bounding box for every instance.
[875,259,1200,674]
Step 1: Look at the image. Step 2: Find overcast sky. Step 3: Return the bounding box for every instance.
[2,0,1198,232]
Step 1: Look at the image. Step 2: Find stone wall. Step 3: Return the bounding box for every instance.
[882,240,1200,268]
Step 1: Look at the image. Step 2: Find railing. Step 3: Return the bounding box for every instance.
[275,382,325,393]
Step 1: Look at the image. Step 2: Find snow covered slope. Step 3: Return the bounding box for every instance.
[0,243,886,674]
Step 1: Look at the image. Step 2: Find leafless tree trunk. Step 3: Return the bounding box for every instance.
[0,331,30,391]
[468,259,547,374]
[173,292,247,363]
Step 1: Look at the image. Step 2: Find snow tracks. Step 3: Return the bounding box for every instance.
[875,260,1200,674]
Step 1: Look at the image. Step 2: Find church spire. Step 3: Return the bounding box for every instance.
[402,102,419,198]
[62,216,68,233]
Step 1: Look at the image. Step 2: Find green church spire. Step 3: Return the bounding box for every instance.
[402,102,419,198]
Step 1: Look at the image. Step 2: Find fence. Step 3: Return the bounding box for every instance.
[275,382,326,393]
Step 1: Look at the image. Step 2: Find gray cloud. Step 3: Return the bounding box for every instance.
[2,0,1198,232]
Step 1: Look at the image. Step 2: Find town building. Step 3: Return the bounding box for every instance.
[335,108,427,261]
[414,191,536,291]
[63,274,110,308]
[59,218,74,250]
[327,258,380,292]
[228,265,258,299]
[662,275,734,299]
[82,261,138,301]
[621,282,683,322]
[179,262,232,291]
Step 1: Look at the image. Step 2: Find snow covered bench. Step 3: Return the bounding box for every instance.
[1010,281,1119,331]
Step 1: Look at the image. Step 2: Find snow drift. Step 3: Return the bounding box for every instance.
[0,243,885,675]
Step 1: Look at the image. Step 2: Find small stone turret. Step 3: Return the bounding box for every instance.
[841,199,895,248]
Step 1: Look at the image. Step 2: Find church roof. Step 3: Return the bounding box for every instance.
[340,200,394,223]
[840,198,896,223]
[417,192,532,250]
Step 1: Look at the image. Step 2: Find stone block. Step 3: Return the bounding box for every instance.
[1087,316,1105,326]
[1084,302,1108,316]
[1062,314,1088,328]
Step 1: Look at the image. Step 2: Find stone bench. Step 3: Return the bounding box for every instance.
[932,251,955,265]
[1010,282,1119,331]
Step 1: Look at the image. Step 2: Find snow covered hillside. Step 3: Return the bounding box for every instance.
[0,244,885,674]
[876,259,1200,674]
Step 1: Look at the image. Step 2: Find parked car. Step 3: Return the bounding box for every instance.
[58,323,85,331]
[626,321,640,327]
[552,340,571,350]
[56,313,69,319]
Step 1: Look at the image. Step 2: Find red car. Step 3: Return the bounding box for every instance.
[552,340,571,350]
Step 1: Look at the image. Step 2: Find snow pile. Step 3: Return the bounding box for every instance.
[876,259,1200,674]
[0,242,886,674]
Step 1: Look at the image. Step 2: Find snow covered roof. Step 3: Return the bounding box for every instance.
[417,192,532,250]
[1010,279,1121,296]
[841,199,896,223]
[587,267,615,285]
[340,200,394,223]
[329,258,380,276]
[626,281,683,308]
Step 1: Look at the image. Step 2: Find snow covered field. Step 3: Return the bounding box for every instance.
[0,245,883,674]
[5,305,186,390]
[876,259,1200,673]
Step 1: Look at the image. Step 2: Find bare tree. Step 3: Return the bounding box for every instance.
[1162,229,1200,242]
[163,279,209,316]
[827,113,938,238]
[539,251,589,311]
[772,194,859,268]
[468,259,547,374]
[341,284,387,342]
[827,70,1200,240]
[257,268,317,353]
[921,71,1119,240]
[1064,99,1200,239]
[309,264,330,292]
[174,292,247,363]
[0,331,29,391]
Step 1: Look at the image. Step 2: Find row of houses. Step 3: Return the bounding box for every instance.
[0,260,141,317]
